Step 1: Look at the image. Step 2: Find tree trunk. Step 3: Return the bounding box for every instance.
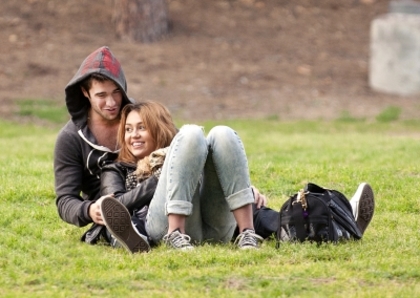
[113,0,169,43]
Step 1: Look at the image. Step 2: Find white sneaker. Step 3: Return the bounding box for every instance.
[350,183,375,235]
[233,229,264,249]
[162,229,194,250]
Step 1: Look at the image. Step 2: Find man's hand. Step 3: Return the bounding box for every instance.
[251,186,267,209]
[88,194,114,225]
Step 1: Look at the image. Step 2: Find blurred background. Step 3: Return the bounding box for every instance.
[1,0,418,123]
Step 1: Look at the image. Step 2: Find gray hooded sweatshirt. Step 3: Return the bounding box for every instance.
[54,46,133,227]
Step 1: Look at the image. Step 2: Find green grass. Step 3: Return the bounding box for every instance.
[376,106,401,123]
[1,117,420,297]
[16,98,69,124]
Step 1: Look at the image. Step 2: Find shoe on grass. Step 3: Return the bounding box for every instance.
[233,229,264,249]
[350,183,375,235]
[101,197,150,253]
[162,229,194,250]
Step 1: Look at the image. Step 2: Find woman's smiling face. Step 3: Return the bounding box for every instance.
[124,110,156,161]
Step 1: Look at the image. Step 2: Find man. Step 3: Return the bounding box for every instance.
[54,46,155,250]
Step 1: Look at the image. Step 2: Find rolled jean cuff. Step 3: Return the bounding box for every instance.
[226,187,254,211]
[165,200,193,216]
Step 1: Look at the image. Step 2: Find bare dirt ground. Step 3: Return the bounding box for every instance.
[1,0,419,122]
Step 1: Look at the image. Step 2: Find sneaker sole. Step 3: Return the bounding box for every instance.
[101,197,150,254]
[239,245,258,250]
[355,183,375,235]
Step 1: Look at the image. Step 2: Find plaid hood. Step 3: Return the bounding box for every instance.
[64,46,132,129]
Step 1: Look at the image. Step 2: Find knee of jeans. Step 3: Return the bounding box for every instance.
[180,124,205,136]
[207,126,236,142]
[179,125,207,149]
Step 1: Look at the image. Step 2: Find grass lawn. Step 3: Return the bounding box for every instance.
[0,116,419,297]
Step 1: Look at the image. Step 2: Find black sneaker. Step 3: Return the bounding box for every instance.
[101,197,150,253]
[350,183,375,235]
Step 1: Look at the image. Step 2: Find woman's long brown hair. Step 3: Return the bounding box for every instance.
[116,101,178,164]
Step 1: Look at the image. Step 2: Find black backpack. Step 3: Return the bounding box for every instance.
[276,182,362,246]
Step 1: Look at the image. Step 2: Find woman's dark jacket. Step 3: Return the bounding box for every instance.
[100,162,157,212]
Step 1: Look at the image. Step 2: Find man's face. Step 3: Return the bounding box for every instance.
[82,79,123,122]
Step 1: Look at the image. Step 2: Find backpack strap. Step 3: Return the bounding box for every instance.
[292,203,307,241]
[293,190,308,241]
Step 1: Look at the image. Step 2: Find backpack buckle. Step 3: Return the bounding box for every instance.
[294,189,308,211]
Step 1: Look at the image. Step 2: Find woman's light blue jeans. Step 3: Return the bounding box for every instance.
[145,125,255,244]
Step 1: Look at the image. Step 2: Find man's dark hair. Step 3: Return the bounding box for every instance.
[80,73,113,96]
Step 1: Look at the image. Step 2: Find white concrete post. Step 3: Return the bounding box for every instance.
[369,13,420,95]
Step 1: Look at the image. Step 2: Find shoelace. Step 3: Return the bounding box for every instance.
[164,231,193,249]
[234,230,264,248]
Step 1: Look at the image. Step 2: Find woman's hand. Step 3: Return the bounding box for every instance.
[251,186,267,209]
[88,194,115,225]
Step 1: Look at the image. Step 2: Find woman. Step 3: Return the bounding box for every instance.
[99,101,177,253]
[99,101,265,253]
